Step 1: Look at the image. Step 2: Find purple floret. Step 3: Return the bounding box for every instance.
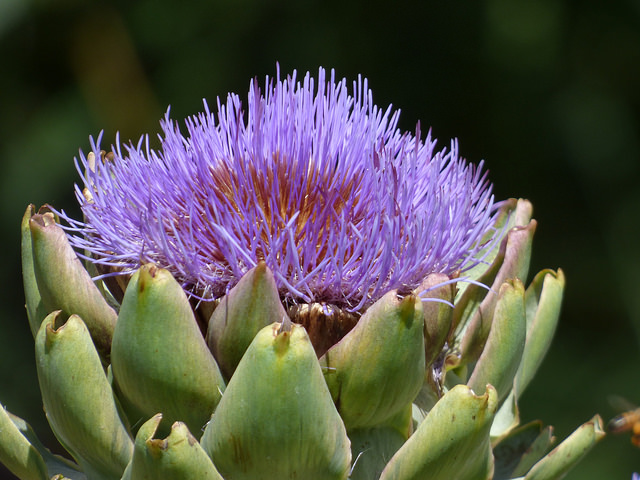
[59,67,500,312]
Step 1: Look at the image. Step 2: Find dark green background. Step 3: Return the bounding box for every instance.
[1,0,639,478]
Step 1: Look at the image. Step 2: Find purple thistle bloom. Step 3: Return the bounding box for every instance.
[60,67,499,312]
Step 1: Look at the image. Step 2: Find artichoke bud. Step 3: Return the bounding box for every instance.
[320,291,425,431]
[121,414,223,480]
[27,207,117,362]
[21,204,48,338]
[467,279,527,404]
[0,403,48,480]
[516,268,565,397]
[206,261,287,379]
[455,218,535,367]
[452,199,533,335]
[452,198,531,306]
[201,321,351,480]
[111,264,226,437]
[414,273,456,376]
[524,415,604,480]
[380,384,498,480]
[35,312,133,480]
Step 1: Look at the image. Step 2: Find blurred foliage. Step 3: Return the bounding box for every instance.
[1,0,639,478]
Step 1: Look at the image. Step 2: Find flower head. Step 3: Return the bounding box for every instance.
[61,67,498,312]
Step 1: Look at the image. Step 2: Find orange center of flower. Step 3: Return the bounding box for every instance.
[207,153,362,261]
[169,153,365,288]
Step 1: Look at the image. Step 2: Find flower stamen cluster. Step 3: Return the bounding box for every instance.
[60,67,498,313]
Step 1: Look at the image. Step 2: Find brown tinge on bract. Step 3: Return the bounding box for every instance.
[288,303,359,357]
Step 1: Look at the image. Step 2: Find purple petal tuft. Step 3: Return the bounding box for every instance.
[58,67,500,312]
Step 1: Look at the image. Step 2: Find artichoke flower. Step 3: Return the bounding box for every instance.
[2,67,603,480]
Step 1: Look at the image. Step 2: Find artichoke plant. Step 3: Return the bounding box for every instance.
[1,67,603,480]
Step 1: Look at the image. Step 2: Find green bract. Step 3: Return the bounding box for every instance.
[1,198,604,480]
